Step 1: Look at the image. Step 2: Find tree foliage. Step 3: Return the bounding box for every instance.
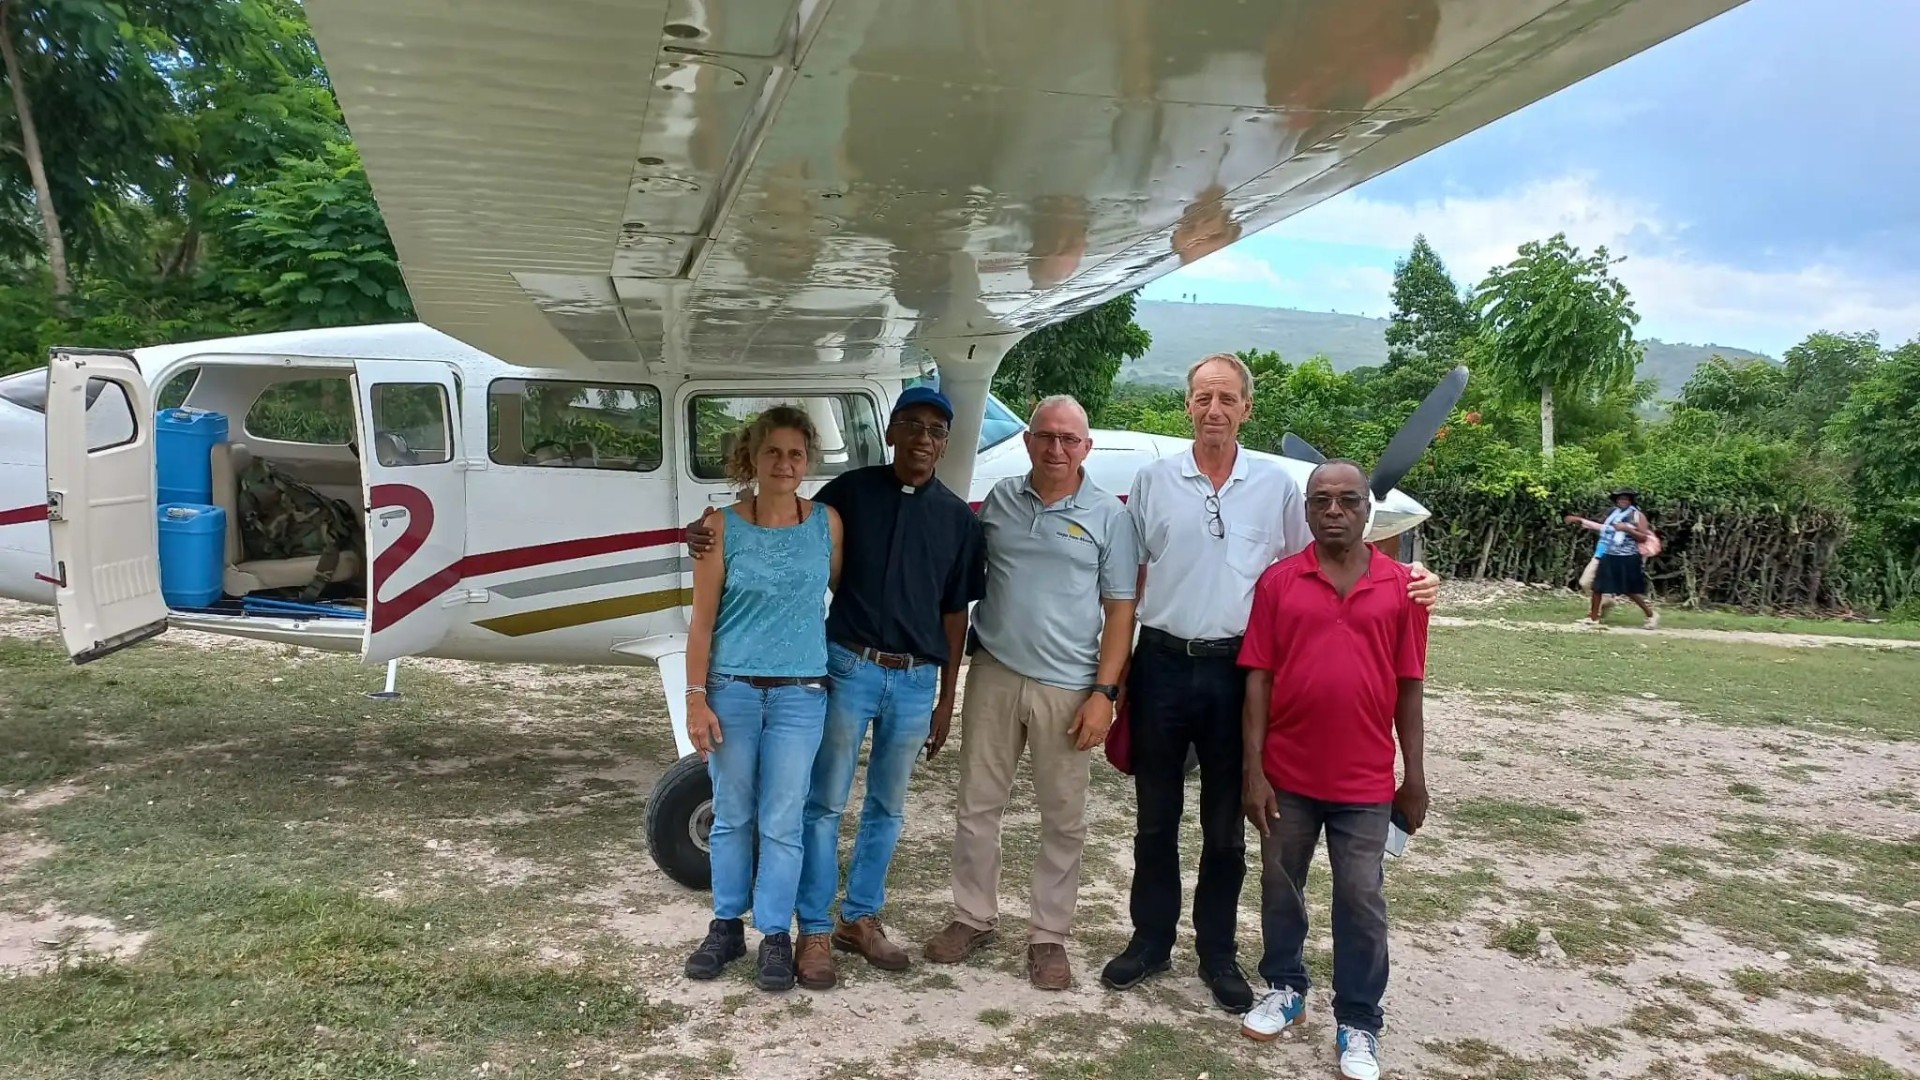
[994,289,1150,420]
[1471,232,1641,456]
[0,0,410,375]
[1383,233,1474,370]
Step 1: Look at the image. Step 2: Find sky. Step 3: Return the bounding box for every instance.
[1144,0,1920,358]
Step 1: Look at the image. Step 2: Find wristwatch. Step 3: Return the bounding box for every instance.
[1091,683,1119,702]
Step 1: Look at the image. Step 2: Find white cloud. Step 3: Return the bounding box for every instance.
[1167,247,1291,291]
[1254,173,1920,354]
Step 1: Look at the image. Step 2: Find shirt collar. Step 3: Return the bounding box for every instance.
[1303,541,1382,593]
[1179,444,1250,485]
[1022,469,1089,509]
[884,464,939,495]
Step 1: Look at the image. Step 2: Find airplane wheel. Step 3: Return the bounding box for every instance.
[646,754,715,890]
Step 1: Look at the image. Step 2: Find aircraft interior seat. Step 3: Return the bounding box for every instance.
[208,441,361,599]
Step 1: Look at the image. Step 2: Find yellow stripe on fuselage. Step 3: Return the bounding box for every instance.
[475,586,692,637]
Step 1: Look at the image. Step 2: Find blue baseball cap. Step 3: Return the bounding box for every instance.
[892,384,953,422]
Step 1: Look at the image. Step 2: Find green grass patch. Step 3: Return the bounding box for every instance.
[1477,595,1920,641]
[1384,859,1502,925]
[1730,965,1902,1011]
[0,635,688,1078]
[1428,626,1920,740]
[1446,798,1585,852]
[1491,887,1679,966]
[1422,1038,1583,1079]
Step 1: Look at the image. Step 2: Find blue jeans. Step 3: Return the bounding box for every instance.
[1257,788,1392,1035]
[706,675,829,936]
[796,643,939,935]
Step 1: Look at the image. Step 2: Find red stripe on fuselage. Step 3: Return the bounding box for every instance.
[0,503,48,527]
[367,493,685,634]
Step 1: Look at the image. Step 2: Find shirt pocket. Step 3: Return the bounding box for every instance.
[1225,522,1274,580]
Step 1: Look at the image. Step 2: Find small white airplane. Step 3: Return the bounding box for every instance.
[0,0,1748,887]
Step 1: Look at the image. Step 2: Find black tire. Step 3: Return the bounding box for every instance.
[646,754,715,890]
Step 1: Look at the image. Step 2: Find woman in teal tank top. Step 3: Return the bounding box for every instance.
[682,405,843,993]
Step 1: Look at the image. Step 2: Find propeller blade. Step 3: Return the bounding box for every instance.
[1280,432,1327,464]
[1370,365,1469,499]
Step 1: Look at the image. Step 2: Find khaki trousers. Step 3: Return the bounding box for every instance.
[949,649,1093,945]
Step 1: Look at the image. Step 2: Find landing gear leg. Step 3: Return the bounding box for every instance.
[645,650,716,890]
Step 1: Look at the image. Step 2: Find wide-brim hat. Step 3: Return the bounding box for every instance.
[1609,486,1638,501]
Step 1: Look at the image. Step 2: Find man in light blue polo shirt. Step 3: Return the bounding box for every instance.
[922,395,1139,991]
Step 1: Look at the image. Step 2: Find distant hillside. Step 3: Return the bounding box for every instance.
[1126,300,1775,397]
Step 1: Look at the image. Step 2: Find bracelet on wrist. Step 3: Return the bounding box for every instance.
[686,686,707,697]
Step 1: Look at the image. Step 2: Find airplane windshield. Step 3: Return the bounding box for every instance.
[0,367,112,415]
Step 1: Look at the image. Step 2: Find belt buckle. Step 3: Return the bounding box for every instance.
[1184,639,1207,657]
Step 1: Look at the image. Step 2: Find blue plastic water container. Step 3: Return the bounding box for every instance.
[155,408,229,508]
[156,503,226,609]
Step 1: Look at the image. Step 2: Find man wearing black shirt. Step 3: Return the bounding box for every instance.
[685,385,985,991]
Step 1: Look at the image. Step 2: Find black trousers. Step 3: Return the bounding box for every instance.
[1125,629,1247,966]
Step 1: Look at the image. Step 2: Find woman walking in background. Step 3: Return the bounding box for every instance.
[682,406,843,991]
[1565,487,1658,629]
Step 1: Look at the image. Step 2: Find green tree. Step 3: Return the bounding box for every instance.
[995,290,1151,420]
[1471,232,1641,458]
[1777,330,1882,444]
[1830,338,1920,540]
[1677,353,1787,428]
[210,139,412,328]
[1384,234,1474,369]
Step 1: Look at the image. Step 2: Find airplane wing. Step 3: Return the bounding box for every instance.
[305,0,1746,378]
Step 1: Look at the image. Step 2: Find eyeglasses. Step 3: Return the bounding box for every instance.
[890,418,950,442]
[1306,493,1369,512]
[1205,493,1224,539]
[1028,431,1084,449]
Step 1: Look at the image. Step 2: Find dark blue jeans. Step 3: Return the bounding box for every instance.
[1257,788,1392,1035]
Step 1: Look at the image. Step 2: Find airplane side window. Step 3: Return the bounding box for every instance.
[686,392,884,481]
[246,377,355,445]
[369,383,453,467]
[84,378,137,453]
[485,378,663,471]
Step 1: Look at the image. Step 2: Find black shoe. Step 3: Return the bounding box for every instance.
[1099,939,1172,990]
[685,918,746,980]
[757,932,796,992]
[1199,959,1255,1013]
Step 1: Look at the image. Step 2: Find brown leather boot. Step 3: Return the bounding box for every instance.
[1028,943,1071,991]
[832,915,910,971]
[796,933,836,990]
[923,920,996,964]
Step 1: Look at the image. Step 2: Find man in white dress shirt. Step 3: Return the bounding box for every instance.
[1099,353,1441,1013]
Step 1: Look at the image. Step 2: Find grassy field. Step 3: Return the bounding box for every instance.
[2,603,1918,1079]
[1469,590,1920,642]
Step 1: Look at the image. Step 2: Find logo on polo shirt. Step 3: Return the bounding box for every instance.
[1056,521,1095,544]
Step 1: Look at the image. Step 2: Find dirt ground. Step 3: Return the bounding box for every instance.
[3,595,1919,1079]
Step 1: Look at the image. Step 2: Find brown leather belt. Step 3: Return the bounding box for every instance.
[838,642,926,670]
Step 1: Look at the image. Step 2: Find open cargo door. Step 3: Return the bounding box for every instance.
[43,349,167,663]
[355,359,467,664]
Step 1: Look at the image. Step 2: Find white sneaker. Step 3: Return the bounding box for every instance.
[1240,985,1304,1041]
[1643,611,1660,630]
[1338,1025,1381,1080]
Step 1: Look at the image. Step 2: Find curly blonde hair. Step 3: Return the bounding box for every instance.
[724,404,819,489]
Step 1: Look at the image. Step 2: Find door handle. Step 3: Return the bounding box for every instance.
[376,508,407,523]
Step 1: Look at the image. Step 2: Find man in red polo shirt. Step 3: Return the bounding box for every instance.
[1235,459,1430,1080]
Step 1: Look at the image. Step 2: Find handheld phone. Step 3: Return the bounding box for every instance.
[1385,808,1411,858]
